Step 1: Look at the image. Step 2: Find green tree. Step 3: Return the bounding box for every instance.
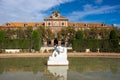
[25,27,33,39]
[76,30,83,39]
[37,26,46,43]
[46,28,55,42]
[32,30,41,51]
[0,30,5,51]
[109,30,117,39]
[109,30,119,51]
[17,28,26,39]
[25,27,33,52]
[100,28,111,39]
[66,27,76,44]
[57,27,76,46]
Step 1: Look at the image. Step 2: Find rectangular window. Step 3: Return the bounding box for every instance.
[24,23,27,27]
[62,22,64,26]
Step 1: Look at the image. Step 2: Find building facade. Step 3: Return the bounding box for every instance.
[0,10,112,30]
[0,11,112,46]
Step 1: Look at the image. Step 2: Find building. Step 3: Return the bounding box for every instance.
[0,11,112,46]
[44,11,68,33]
[0,10,112,30]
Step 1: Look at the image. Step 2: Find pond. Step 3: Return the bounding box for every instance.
[0,57,120,80]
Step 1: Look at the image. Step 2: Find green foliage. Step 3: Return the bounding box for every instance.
[72,39,85,52]
[76,30,83,39]
[109,30,117,39]
[3,39,30,49]
[72,38,120,53]
[0,30,5,41]
[0,30,6,52]
[26,27,33,39]
[0,26,120,53]
[57,27,76,45]
[109,30,119,50]
[46,28,55,41]
[72,28,120,53]
[37,26,46,40]
[32,30,41,51]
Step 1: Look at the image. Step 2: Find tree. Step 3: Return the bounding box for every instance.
[0,30,5,51]
[57,27,76,46]
[32,30,41,51]
[100,28,111,39]
[76,30,83,39]
[37,26,47,45]
[16,28,26,39]
[25,27,33,39]
[109,30,119,50]
[66,27,76,44]
[25,27,33,52]
[109,30,117,39]
[46,28,54,42]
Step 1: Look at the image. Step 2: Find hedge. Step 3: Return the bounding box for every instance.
[72,39,120,53]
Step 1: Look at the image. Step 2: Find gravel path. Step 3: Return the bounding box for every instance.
[0,52,120,58]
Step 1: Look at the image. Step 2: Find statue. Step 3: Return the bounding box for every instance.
[47,45,69,65]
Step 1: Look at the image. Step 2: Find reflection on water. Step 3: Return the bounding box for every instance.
[47,66,68,80]
[0,71,44,80]
[0,57,120,80]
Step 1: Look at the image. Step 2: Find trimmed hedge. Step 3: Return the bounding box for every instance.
[72,39,120,53]
[2,39,30,49]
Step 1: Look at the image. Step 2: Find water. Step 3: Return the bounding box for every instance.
[0,57,120,80]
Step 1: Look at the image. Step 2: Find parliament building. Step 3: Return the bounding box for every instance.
[0,11,112,46]
[0,10,111,30]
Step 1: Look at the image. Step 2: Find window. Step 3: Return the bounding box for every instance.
[84,24,88,28]
[6,23,10,27]
[101,23,105,27]
[62,22,64,26]
[54,22,58,26]
[35,23,38,27]
[24,23,27,27]
[48,22,50,26]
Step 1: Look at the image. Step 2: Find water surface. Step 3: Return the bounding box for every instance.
[0,57,120,80]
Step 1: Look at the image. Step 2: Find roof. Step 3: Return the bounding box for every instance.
[44,16,68,20]
[0,22,112,28]
[1,22,44,27]
[68,22,112,28]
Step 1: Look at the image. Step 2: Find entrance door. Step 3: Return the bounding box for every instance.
[54,38,58,45]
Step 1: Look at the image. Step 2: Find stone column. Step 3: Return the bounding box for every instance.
[58,41,61,46]
[51,39,54,47]
[44,41,47,47]
[65,41,68,47]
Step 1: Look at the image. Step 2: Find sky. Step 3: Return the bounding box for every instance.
[0,0,120,27]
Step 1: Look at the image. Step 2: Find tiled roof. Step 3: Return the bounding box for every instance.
[68,22,74,27]
[1,22,44,27]
[68,22,111,28]
[0,22,112,28]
